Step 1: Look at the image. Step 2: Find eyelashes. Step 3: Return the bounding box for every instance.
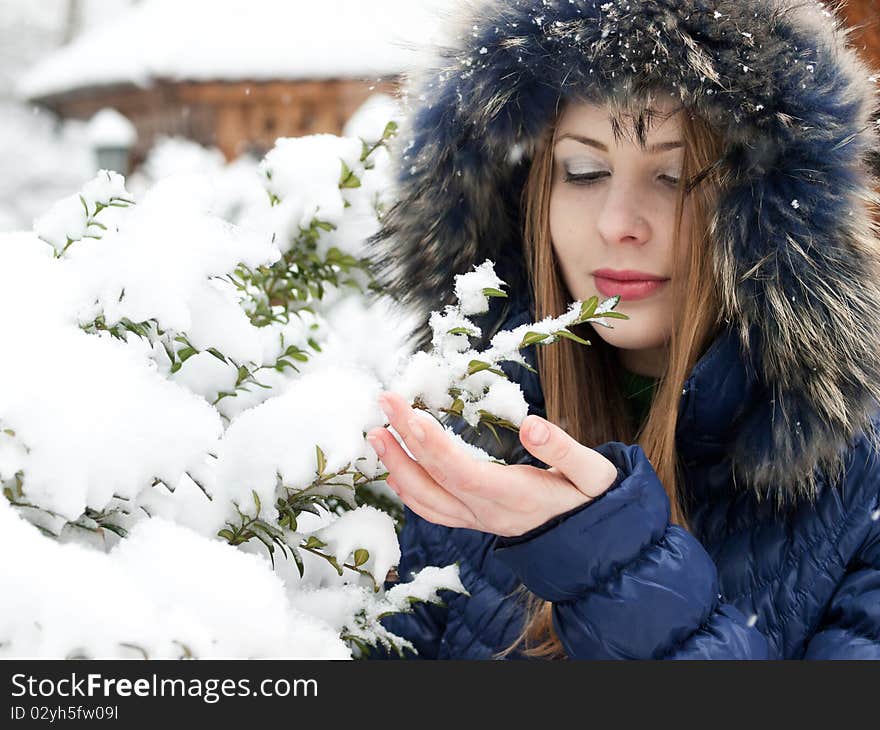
[562,170,681,188]
[564,171,610,184]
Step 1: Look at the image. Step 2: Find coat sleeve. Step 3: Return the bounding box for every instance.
[491,441,770,659]
[802,503,880,659]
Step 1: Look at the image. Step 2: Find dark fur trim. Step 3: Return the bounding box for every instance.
[367,0,880,504]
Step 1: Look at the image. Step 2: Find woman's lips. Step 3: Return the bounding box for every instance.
[593,274,670,301]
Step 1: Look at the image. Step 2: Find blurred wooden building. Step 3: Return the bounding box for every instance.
[27,77,399,164]
[840,0,880,72]
[18,1,880,170]
[18,0,444,165]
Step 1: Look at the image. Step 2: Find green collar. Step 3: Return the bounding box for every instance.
[620,368,659,430]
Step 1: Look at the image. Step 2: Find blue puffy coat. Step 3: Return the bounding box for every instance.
[367,0,880,659]
[374,291,880,659]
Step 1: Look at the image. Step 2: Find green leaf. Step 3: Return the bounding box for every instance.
[382,121,398,140]
[252,489,262,516]
[303,535,327,550]
[481,419,503,448]
[339,161,362,189]
[518,331,550,348]
[290,547,305,578]
[101,523,128,538]
[481,287,508,299]
[206,347,228,363]
[555,329,591,346]
[217,528,236,542]
[235,365,251,385]
[353,548,370,567]
[316,445,327,475]
[578,296,599,322]
[177,346,198,363]
[596,311,629,320]
[325,554,344,576]
[446,327,475,336]
[253,532,276,568]
[466,359,491,376]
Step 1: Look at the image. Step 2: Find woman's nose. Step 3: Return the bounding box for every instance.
[596,183,652,245]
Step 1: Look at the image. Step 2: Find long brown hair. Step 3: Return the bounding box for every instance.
[494,94,727,659]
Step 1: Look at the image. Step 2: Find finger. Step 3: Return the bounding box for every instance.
[387,475,471,528]
[367,427,476,525]
[518,415,618,498]
[377,391,486,494]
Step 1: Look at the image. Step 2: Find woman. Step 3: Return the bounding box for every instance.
[365,0,880,659]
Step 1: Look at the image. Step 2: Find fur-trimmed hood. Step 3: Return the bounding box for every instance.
[368,0,880,504]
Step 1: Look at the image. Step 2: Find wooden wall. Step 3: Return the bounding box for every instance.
[840,0,880,73]
[40,77,399,166]
[34,2,879,169]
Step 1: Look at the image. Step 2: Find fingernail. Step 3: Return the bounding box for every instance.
[407,419,426,443]
[367,434,386,457]
[528,419,549,445]
[378,394,394,422]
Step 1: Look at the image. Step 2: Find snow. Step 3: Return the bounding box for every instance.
[343,93,402,144]
[33,169,132,252]
[0,502,349,658]
[313,506,401,592]
[0,125,623,658]
[261,133,396,261]
[0,103,94,234]
[127,136,268,228]
[385,564,467,606]
[86,107,137,148]
[461,378,529,428]
[212,364,388,517]
[454,259,506,316]
[0,231,224,523]
[391,260,622,430]
[18,0,455,100]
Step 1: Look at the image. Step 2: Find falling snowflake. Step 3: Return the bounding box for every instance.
[714,10,722,19]
[479,47,488,54]
[791,199,800,209]
[747,614,759,627]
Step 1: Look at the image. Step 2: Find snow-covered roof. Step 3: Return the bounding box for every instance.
[18,0,454,100]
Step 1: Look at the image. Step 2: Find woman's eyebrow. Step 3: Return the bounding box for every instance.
[556,133,684,154]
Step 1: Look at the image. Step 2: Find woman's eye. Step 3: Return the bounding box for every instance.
[658,174,680,187]
[564,170,610,185]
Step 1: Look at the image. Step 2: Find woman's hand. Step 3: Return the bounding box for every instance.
[365,391,620,537]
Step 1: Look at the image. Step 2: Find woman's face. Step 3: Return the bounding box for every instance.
[549,97,690,376]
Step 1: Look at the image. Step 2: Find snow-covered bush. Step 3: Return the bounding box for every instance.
[0,122,623,659]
